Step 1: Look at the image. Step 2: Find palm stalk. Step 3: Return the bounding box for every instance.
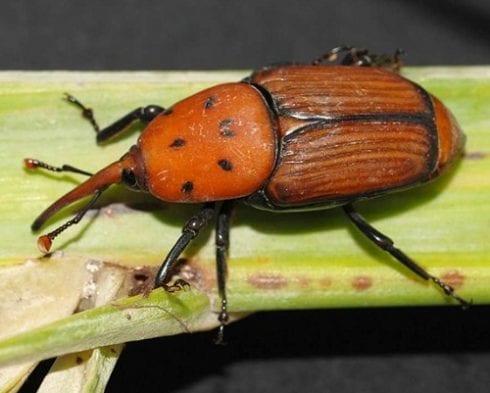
[0,68,488,390]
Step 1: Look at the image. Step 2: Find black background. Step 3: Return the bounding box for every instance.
[3,1,490,392]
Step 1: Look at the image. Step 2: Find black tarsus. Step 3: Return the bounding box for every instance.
[154,203,216,289]
[64,93,164,143]
[343,203,471,308]
[214,201,235,345]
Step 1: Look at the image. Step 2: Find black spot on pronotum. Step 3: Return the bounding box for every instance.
[181,181,194,193]
[218,159,233,171]
[204,96,216,109]
[169,138,186,148]
[220,129,235,137]
[219,118,235,137]
[219,119,233,128]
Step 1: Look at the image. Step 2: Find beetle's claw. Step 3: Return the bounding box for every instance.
[163,279,191,293]
[431,276,472,309]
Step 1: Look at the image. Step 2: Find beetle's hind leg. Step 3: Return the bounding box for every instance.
[343,203,471,308]
[64,93,165,144]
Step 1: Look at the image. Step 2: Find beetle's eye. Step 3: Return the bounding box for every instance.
[121,169,138,189]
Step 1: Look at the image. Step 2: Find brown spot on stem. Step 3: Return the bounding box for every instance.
[352,275,373,291]
[441,270,465,290]
[129,266,157,296]
[248,273,288,289]
[297,276,311,288]
[319,277,333,288]
[75,356,83,365]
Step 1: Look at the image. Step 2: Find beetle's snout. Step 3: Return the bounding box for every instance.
[31,158,128,232]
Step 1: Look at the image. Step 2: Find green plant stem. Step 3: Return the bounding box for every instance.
[0,68,489,371]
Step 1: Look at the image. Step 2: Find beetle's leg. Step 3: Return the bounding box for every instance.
[64,93,164,144]
[155,203,216,290]
[357,48,404,71]
[312,46,359,65]
[313,47,403,72]
[343,203,471,308]
[214,200,235,344]
[24,158,93,176]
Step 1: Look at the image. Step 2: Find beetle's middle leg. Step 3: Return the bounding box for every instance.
[64,93,164,144]
[343,203,470,307]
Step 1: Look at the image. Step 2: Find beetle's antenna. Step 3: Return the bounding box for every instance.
[24,158,93,177]
[37,189,104,253]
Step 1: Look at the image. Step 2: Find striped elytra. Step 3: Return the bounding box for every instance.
[246,65,464,210]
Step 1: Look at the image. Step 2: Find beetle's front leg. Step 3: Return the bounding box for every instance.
[343,203,471,308]
[64,93,165,144]
[155,203,216,290]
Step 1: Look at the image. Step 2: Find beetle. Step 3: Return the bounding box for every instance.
[25,47,469,341]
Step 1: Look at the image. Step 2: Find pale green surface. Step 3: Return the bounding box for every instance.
[0,68,489,313]
[0,288,212,367]
[0,68,488,385]
[37,345,124,393]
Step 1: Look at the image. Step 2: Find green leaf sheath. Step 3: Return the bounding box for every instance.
[0,68,489,324]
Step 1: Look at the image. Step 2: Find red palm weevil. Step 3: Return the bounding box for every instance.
[25,47,469,342]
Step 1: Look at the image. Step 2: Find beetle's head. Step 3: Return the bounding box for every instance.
[27,145,146,253]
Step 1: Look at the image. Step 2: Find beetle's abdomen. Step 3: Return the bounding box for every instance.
[248,65,464,209]
[138,83,277,203]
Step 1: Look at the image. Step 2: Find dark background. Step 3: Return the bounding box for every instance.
[4,1,490,392]
[1,0,489,70]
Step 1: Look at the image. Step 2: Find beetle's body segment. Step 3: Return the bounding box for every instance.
[244,65,463,210]
[138,83,277,202]
[27,48,469,341]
